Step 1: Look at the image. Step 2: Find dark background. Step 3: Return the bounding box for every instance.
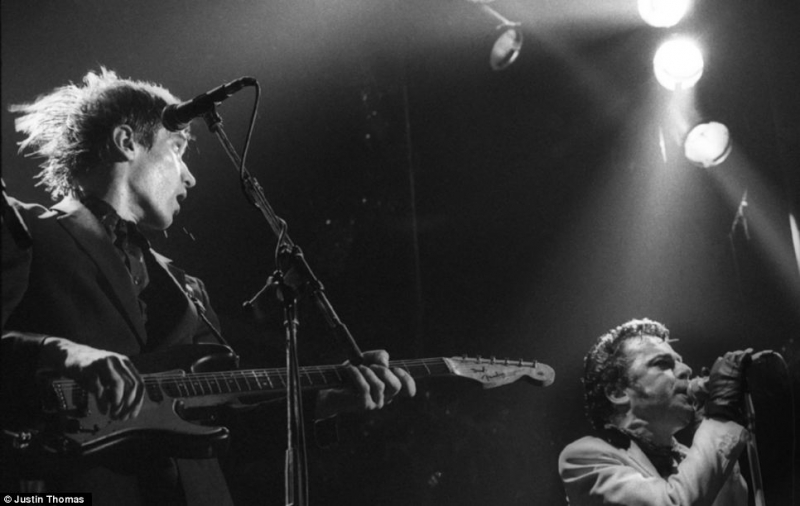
[2,0,799,504]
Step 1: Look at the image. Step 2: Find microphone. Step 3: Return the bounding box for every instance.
[161,76,257,131]
[687,376,709,406]
[687,350,767,407]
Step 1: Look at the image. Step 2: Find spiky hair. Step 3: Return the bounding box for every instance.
[582,318,671,430]
[9,67,180,199]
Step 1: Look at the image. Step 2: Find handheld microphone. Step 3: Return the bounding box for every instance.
[687,376,709,406]
[687,350,766,407]
[161,76,257,131]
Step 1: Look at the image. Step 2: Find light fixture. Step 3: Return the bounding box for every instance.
[683,121,732,168]
[638,0,691,28]
[653,36,704,90]
[468,0,523,71]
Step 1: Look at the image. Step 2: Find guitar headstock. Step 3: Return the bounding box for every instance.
[444,356,555,388]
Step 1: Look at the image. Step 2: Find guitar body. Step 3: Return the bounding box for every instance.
[130,343,238,375]
[47,375,228,459]
[40,344,237,459]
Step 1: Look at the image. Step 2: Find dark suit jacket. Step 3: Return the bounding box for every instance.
[2,196,233,505]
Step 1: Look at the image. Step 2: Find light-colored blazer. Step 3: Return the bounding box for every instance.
[559,418,748,506]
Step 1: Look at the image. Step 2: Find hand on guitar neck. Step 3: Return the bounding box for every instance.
[314,349,417,420]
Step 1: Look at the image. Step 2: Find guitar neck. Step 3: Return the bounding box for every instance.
[145,358,456,401]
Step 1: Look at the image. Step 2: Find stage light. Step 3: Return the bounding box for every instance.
[638,0,691,28]
[683,121,732,168]
[468,0,523,71]
[489,24,523,70]
[653,37,704,90]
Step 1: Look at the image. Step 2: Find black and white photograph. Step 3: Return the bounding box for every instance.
[2,1,799,505]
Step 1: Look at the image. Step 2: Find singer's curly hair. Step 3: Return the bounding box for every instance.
[9,67,181,200]
[582,318,671,430]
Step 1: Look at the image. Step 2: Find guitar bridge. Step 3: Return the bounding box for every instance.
[57,417,100,435]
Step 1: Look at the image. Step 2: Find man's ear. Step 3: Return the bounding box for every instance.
[111,125,137,161]
[605,384,630,406]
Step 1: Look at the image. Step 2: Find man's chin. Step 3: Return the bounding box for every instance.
[139,217,172,232]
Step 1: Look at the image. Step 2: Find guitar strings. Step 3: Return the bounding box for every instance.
[50,358,456,394]
[49,357,534,396]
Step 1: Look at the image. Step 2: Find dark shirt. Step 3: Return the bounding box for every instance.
[82,196,150,315]
[81,197,195,502]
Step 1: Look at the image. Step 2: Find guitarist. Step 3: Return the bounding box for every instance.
[1,67,416,505]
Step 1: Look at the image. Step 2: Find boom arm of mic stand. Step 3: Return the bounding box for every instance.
[202,108,364,365]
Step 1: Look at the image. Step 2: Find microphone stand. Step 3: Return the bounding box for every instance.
[202,106,364,506]
[728,201,767,506]
[744,391,766,506]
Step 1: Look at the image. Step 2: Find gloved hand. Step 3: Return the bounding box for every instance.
[704,349,752,424]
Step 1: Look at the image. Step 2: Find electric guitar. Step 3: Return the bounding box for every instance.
[30,344,554,459]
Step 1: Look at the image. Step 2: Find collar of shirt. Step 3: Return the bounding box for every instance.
[82,196,150,250]
[602,425,684,477]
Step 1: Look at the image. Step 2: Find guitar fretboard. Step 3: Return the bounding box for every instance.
[51,358,454,407]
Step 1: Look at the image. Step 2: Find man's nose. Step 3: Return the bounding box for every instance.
[676,362,692,380]
[182,162,196,188]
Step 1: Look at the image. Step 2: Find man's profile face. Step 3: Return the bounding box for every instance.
[126,126,195,230]
[620,336,696,433]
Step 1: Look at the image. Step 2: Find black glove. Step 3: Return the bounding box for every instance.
[704,349,752,424]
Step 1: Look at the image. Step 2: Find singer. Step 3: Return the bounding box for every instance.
[1,67,415,505]
[559,318,750,506]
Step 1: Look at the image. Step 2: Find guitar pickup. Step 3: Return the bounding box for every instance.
[40,376,89,416]
[146,381,164,402]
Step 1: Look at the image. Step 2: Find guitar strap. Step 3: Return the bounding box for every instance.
[184,287,231,349]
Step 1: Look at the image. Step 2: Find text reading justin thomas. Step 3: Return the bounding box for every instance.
[3,494,89,504]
